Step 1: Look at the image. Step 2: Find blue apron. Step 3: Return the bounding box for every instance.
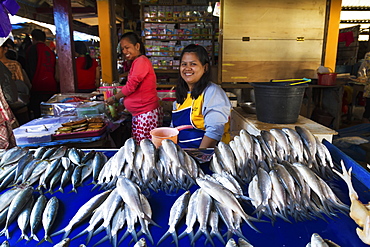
[172,106,205,148]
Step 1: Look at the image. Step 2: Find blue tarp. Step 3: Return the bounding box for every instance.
[332,123,370,163]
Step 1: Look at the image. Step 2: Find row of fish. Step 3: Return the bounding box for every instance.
[159,172,266,247]
[248,162,349,223]
[97,138,202,194]
[52,176,157,247]
[0,146,108,195]
[212,127,337,185]
[0,186,59,244]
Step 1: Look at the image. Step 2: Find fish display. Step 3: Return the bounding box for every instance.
[52,176,158,247]
[97,138,201,193]
[0,126,358,246]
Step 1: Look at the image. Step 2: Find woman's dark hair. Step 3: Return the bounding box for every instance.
[119,32,146,56]
[31,29,46,42]
[74,41,92,70]
[176,44,211,104]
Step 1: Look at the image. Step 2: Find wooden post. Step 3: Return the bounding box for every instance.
[97,0,118,84]
[53,0,77,93]
[323,0,342,69]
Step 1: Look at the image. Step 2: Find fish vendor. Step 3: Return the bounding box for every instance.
[172,44,232,149]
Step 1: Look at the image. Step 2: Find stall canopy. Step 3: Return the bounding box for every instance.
[9,15,100,42]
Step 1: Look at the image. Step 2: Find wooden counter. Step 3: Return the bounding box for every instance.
[231,107,338,142]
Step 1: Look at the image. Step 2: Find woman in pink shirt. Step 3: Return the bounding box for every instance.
[106,32,162,143]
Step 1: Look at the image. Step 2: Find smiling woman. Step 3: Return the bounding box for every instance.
[172,44,232,149]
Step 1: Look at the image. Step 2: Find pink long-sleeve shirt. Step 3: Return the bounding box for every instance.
[121,55,159,116]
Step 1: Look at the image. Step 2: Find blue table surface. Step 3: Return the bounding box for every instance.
[0,141,369,247]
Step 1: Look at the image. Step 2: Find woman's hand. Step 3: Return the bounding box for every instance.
[106,95,117,105]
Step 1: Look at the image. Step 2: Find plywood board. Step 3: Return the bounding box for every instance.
[222,61,320,82]
[222,39,323,62]
[223,0,326,40]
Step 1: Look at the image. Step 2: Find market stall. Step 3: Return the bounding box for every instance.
[12,91,130,148]
[0,127,369,246]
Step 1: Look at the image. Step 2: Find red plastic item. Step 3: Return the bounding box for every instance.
[317,73,337,86]
[52,124,107,140]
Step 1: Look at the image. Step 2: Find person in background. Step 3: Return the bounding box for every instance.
[0,61,19,148]
[26,29,59,118]
[17,34,32,69]
[358,52,370,123]
[172,44,232,148]
[74,41,100,93]
[106,32,163,144]
[0,39,31,123]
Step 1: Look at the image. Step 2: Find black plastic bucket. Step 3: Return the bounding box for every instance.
[251,82,308,124]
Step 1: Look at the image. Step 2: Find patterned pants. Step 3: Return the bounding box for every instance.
[132,106,163,144]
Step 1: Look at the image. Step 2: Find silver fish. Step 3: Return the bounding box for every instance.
[310,233,329,247]
[16,195,34,242]
[239,238,254,247]
[47,166,64,194]
[70,165,83,193]
[134,238,147,247]
[192,188,213,246]
[196,176,261,232]
[81,150,96,164]
[68,147,82,165]
[226,238,238,247]
[53,237,70,247]
[56,165,74,193]
[0,186,34,239]
[41,147,58,160]
[0,146,27,167]
[48,146,68,161]
[29,194,47,241]
[51,189,111,239]
[33,146,47,159]
[116,176,157,226]
[209,209,225,245]
[282,127,304,162]
[39,158,62,190]
[217,141,237,176]
[178,189,199,242]
[61,157,71,170]
[0,240,9,247]
[40,197,59,244]
[157,190,190,247]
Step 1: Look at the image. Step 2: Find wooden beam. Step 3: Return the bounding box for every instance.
[53,0,77,93]
[97,0,118,83]
[36,7,96,14]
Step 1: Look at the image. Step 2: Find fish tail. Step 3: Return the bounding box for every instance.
[210,230,225,245]
[92,235,109,247]
[203,230,215,247]
[157,230,172,246]
[30,233,40,242]
[118,229,130,245]
[50,228,65,237]
[234,229,249,243]
[111,234,118,247]
[71,229,87,240]
[145,230,154,245]
[243,217,261,233]
[191,229,202,245]
[84,231,94,245]
[178,229,188,240]
[130,229,138,243]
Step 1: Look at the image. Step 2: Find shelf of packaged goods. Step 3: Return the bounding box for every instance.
[154,69,178,73]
